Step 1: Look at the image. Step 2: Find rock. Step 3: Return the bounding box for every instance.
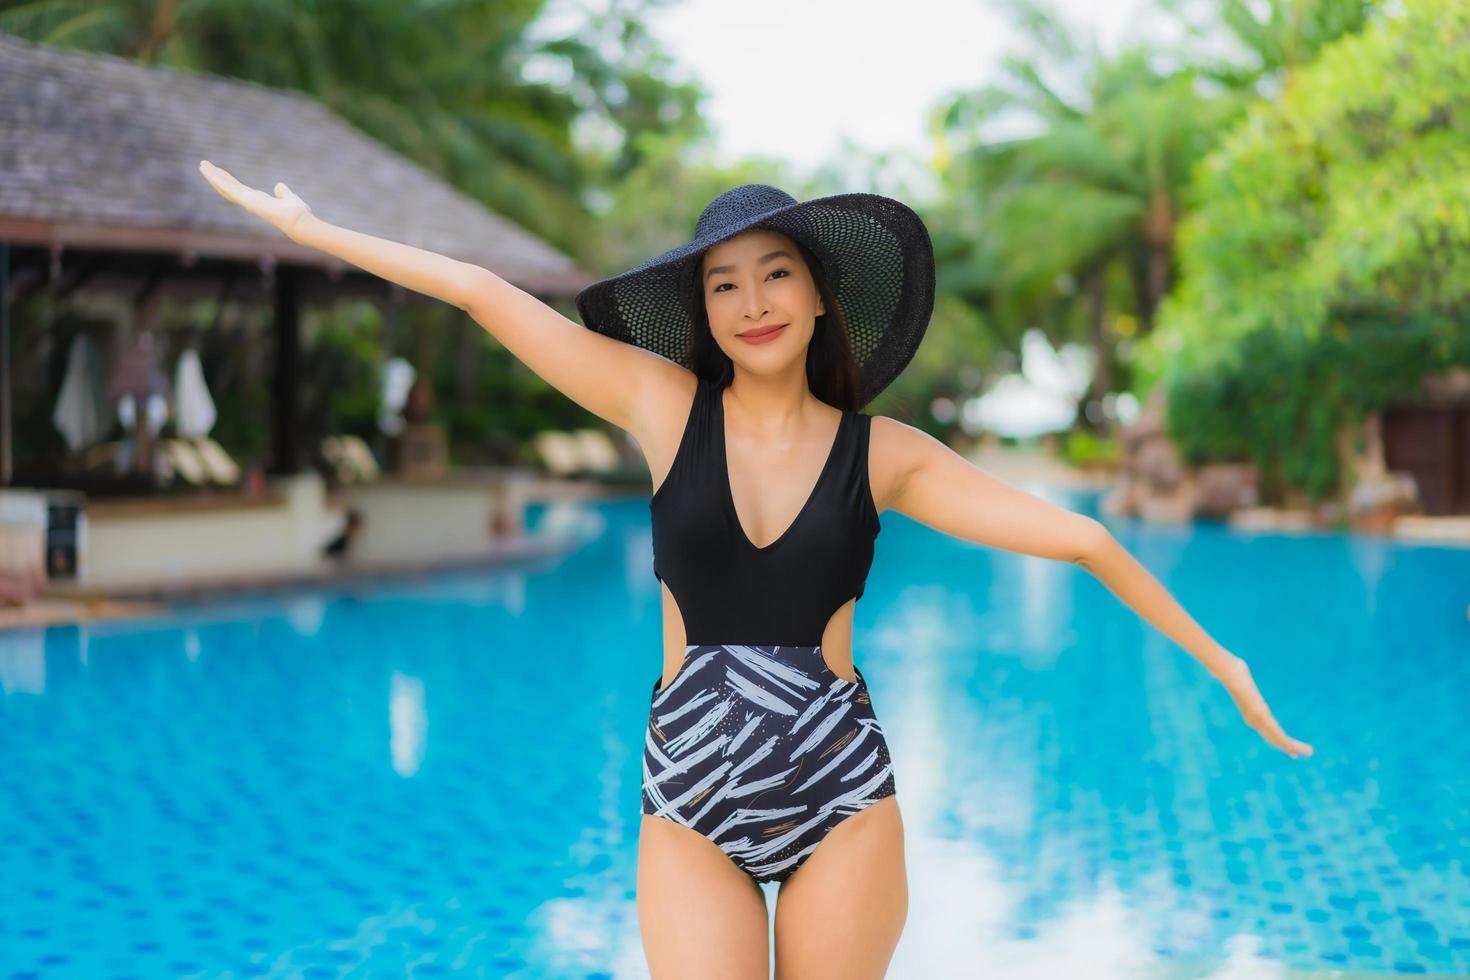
[1195,463,1259,516]
[1135,438,1186,491]
[1228,507,1316,531]
[1346,472,1420,532]
[1136,472,1199,522]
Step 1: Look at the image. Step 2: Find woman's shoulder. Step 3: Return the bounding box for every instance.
[866,413,924,444]
[864,414,932,509]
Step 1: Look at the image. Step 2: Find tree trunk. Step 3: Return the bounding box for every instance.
[1141,190,1176,334]
[1085,263,1111,434]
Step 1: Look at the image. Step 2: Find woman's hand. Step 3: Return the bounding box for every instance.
[198,160,312,238]
[1213,655,1314,759]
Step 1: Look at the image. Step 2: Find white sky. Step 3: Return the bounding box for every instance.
[641,0,1170,181]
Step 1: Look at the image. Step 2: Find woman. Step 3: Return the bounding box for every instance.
[198,161,1313,979]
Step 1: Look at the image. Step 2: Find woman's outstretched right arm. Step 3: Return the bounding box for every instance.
[197,160,683,436]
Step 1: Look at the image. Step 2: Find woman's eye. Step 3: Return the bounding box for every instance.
[713,268,789,293]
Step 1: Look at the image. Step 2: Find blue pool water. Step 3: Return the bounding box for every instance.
[2,491,1468,978]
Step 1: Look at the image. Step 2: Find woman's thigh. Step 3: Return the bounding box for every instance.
[638,814,771,980]
[771,795,908,980]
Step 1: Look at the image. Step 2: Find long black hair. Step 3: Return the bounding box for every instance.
[685,233,864,411]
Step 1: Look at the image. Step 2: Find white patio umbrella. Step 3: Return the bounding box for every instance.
[378,357,416,436]
[1018,328,1093,403]
[967,329,1095,439]
[969,374,1080,438]
[172,348,217,438]
[51,333,110,452]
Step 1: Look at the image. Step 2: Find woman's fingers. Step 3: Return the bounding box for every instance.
[199,160,252,206]
[1257,711,1314,759]
[1218,656,1314,759]
[199,160,236,190]
[197,160,312,235]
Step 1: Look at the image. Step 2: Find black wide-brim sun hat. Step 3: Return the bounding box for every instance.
[574,183,936,408]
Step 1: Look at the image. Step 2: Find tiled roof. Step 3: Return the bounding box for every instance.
[0,34,593,294]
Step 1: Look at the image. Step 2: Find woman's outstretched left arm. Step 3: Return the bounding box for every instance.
[873,416,1315,760]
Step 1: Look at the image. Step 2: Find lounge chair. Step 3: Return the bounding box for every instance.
[161,439,209,486]
[573,429,624,473]
[531,430,586,478]
[532,427,649,485]
[339,435,380,482]
[190,436,242,485]
[75,440,121,475]
[321,435,382,484]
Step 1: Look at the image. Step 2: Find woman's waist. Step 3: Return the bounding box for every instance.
[654,643,865,699]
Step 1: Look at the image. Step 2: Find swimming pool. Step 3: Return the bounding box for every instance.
[2,492,1467,978]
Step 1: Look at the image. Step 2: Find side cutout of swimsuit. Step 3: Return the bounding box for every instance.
[817,596,860,684]
[657,579,693,693]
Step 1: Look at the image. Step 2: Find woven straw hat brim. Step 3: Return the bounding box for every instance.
[575,190,935,408]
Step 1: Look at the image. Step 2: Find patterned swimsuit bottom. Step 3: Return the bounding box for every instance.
[641,643,898,886]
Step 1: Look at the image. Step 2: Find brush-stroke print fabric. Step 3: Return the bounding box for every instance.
[642,643,898,885]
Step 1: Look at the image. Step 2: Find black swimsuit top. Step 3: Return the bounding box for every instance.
[650,376,881,646]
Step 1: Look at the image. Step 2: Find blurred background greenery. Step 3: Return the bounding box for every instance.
[5,0,1467,506]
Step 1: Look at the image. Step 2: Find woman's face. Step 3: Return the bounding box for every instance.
[699,228,825,376]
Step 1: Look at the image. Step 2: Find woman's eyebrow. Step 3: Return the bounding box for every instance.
[704,249,793,281]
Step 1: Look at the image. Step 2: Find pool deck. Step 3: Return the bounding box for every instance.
[968,442,1116,489]
[967,445,1470,545]
[6,446,1467,633]
[2,529,577,633]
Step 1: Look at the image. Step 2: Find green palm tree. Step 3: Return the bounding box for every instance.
[1156,0,1380,93]
[935,0,1239,416]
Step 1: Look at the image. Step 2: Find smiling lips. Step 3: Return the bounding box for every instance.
[739,323,789,344]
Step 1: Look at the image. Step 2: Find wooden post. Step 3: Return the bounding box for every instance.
[0,242,9,486]
[270,265,301,475]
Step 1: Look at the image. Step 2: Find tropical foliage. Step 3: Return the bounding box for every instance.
[926,0,1379,436]
[8,0,1463,503]
[1143,0,1470,501]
